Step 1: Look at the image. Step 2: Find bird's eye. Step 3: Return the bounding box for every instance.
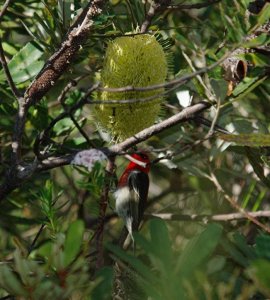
[136,152,148,160]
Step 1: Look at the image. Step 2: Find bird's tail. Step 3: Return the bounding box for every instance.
[125,216,134,244]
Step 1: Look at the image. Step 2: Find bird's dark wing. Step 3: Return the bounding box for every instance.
[128,171,149,230]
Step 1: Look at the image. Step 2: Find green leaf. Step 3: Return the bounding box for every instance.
[2,42,17,55]
[256,234,270,260]
[239,53,270,67]
[107,243,157,285]
[232,76,259,97]
[257,3,270,28]
[251,189,266,212]
[149,218,173,263]
[58,0,72,29]
[233,233,257,260]
[219,134,270,147]
[243,33,270,48]
[64,220,85,267]
[211,79,228,101]
[37,241,53,259]
[107,241,165,300]
[92,267,114,300]
[245,148,270,188]
[221,238,248,267]
[0,42,44,84]
[0,265,26,296]
[248,259,270,296]
[33,12,58,43]
[241,180,256,209]
[176,223,223,277]
[207,255,226,274]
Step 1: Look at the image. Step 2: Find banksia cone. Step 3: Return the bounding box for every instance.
[95,34,168,142]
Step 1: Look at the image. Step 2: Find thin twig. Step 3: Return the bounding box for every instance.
[150,126,219,165]
[0,0,12,21]
[27,224,46,256]
[69,115,93,146]
[0,0,105,192]
[110,101,211,153]
[98,53,229,93]
[31,101,211,173]
[182,50,216,103]
[89,80,186,106]
[13,1,104,160]
[210,172,270,234]
[0,38,21,100]
[95,158,115,270]
[141,0,172,33]
[205,97,221,138]
[57,78,95,147]
[57,79,78,105]
[167,0,222,10]
[193,116,229,135]
[34,83,99,158]
[146,210,270,222]
[140,0,221,33]
[0,0,23,102]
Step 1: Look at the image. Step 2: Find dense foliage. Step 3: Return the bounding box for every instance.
[0,0,270,299]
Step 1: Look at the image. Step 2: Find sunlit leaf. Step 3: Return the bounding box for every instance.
[219,133,270,147]
[0,42,44,84]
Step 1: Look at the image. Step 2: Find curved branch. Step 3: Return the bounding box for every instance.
[110,101,210,153]
[0,101,211,200]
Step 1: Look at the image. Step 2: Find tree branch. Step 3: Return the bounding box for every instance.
[98,53,228,93]
[110,101,211,153]
[0,100,211,201]
[141,0,172,33]
[34,83,99,158]
[0,1,105,200]
[166,0,222,10]
[11,0,104,163]
[146,210,270,222]
[0,0,12,21]
[25,0,104,106]
[36,101,210,171]
[209,172,270,234]
[140,0,221,33]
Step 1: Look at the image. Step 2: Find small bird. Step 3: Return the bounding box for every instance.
[114,152,150,243]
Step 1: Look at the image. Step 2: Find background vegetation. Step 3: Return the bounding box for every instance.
[0,0,270,299]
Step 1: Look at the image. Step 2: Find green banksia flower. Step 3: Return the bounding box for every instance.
[95,34,168,142]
